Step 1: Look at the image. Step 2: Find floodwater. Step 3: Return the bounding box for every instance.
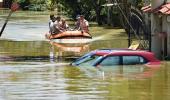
[0,11,170,100]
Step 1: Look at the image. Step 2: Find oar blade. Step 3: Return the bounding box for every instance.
[0,2,19,37]
[11,2,20,12]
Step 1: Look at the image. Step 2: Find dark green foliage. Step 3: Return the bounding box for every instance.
[128,0,143,8]
[18,0,47,11]
[18,0,30,10]
[58,0,107,25]
[16,0,144,26]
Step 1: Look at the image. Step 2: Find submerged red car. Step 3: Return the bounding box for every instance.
[71,49,161,66]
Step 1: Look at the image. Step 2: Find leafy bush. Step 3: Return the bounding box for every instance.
[18,0,47,11]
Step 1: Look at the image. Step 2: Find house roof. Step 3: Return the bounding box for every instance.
[141,3,170,15]
[141,4,152,13]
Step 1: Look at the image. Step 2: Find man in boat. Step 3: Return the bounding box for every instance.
[60,19,69,31]
[49,14,56,33]
[52,16,64,34]
[79,15,89,33]
[74,15,81,30]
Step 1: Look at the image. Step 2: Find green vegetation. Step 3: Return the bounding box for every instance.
[14,0,144,26]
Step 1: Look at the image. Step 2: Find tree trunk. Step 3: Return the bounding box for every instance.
[96,9,102,25]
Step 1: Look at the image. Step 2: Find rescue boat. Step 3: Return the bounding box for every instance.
[45,30,92,43]
[46,30,92,43]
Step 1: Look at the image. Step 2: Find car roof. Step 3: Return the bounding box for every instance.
[92,48,134,55]
[91,49,159,61]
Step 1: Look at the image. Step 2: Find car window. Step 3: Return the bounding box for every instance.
[100,56,120,66]
[75,53,92,62]
[72,53,93,65]
[78,55,101,66]
[123,56,146,65]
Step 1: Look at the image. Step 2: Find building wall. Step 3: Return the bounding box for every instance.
[0,3,2,8]
[151,14,170,59]
[151,14,162,59]
[162,16,168,58]
[150,0,170,59]
[165,16,170,57]
[161,15,170,58]
[0,0,3,8]
[3,0,12,8]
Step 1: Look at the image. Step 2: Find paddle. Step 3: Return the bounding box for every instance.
[0,2,19,37]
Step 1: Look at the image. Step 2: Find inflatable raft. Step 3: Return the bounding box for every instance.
[46,31,92,39]
[45,31,92,43]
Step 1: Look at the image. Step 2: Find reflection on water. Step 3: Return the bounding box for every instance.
[1,41,170,100]
[0,11,170,100]
[79,65,161,79]
[50,41,90,61]
[0,22,47,41]
[1,60,170,100]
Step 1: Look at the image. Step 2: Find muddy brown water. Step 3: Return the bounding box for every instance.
[0,11,170,100]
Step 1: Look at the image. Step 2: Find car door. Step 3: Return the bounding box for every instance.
[121,55,148,74]
[122,55,147,65]
[98,56,121,66]
[95,56,122,73]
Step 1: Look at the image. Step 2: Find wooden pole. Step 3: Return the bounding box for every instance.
[0,2,19,37]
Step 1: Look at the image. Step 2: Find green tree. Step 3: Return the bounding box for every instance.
[58,0,106,25]
[17,0,47,11]
[86,0,106,25]
[17,0,30,10]
[58,0,83,19]
[128,0,144,8]
[46,0,58,11]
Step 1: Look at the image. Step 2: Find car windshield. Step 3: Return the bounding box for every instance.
[72,53,101,66]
